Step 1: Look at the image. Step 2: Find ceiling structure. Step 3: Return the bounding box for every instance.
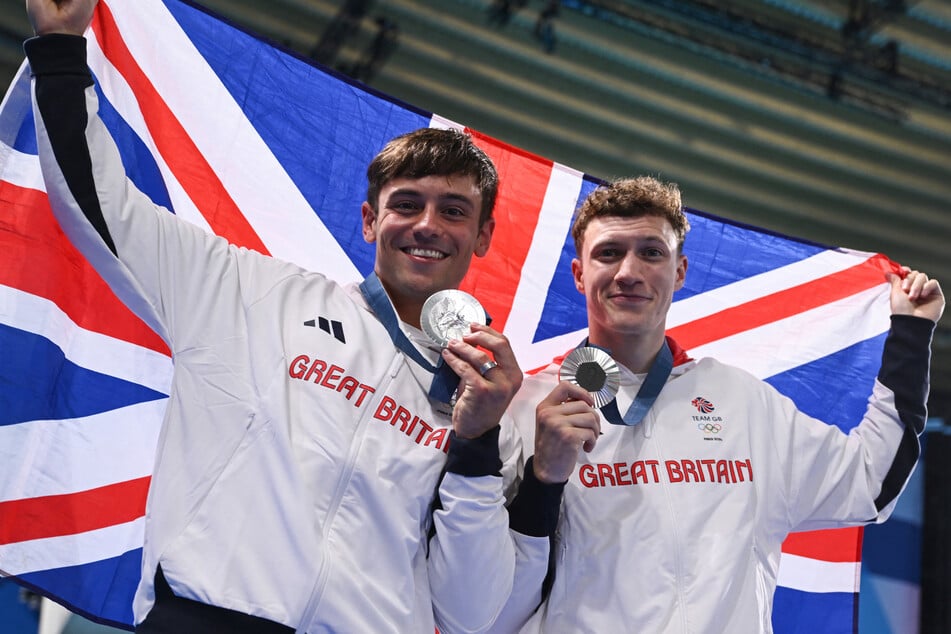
[1,0,948,417]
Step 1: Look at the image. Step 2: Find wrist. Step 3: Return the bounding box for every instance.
[445,427,502,477]
[532,459,569,485]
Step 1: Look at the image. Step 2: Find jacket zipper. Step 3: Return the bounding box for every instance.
[294,352,404,633]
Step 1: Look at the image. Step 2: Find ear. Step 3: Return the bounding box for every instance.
[674,255,688,291]
[571,258,585,294]
[473,217,496,258]
[361,202,378,244]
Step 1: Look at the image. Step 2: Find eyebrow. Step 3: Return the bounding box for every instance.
[386,188,476,207]
[590,235,669,249]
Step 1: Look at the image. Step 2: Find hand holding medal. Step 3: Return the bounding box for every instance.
[421,289,522,439]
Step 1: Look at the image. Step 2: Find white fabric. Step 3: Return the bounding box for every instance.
[501,354,908,633]
[30,42,527,633]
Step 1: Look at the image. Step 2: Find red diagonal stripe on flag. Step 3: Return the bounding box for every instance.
[0,476,151,544]
[782,527,863,563]
[670,253,900,350]
[461,131,553,332]
[92,2,270,255]
[0,181,169,355]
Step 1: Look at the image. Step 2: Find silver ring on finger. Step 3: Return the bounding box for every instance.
[479,360,499,376]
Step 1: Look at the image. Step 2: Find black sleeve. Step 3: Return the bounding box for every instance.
[444,426,503,477]
[25,34,118,256]
[506,456,564,537]
[874,314,935,511]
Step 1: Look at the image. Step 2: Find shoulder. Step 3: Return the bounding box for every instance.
[684,356,774,392]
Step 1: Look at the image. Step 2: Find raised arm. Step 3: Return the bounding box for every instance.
[782,269,943,531]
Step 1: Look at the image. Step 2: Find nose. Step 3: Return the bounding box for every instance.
[412,205,442,238]
[614,253,642,285]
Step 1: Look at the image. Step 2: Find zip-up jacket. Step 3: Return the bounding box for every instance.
[496,325,933,633]
[26,33,549,633]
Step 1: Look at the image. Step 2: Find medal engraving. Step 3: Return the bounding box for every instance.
[560,347,620,408]
[421,290,486,347]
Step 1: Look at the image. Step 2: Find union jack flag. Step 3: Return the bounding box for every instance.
[0,0,899,630]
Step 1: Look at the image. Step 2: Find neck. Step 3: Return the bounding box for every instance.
[392,297,423,329]
[372,273,423,328]
[589,329,666,374]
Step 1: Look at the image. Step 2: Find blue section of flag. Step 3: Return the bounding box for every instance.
[679,210,828,300]
[15,550,142,631]
[0,578,40,632]
[766,333,886,433]
[162,0,430,277]
[12,107,37,155]
[93,80,174,213]
[0,324,167,427]
[772,587,856,634]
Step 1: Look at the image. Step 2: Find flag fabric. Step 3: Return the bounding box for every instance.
[0,0,900,631]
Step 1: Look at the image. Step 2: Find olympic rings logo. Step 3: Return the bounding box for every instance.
[697,422,722,433]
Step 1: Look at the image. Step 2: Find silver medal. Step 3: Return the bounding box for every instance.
[559,347,620,408]
[421,290,487,348]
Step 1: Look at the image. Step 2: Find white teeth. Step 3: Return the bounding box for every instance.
[406,248,445,259]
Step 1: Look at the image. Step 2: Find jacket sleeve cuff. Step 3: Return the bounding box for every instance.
[879,314,935,435]
[445,427,503,477]
[506,457,564,537]
[24,34,90,77]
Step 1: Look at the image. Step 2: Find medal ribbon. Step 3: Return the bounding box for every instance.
[581,338,673,426]
[359,273,460,403]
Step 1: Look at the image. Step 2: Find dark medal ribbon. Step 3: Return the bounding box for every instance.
[359,273,460,404]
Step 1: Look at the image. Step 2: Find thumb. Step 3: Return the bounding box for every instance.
[885,272,903,291]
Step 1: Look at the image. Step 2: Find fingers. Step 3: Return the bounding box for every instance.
[901,269,927,301]
[538,404,601,448]
[441,323,521,386]
[533,390,601,483]
[543,379,595,409]
[887,267,945,322]
[891,268,939,301]
[919,277,945,322]
[27,0,97,36]
[440,324,523,439]
[461,323,520,371]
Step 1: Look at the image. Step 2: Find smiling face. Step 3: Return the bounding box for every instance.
[362,173,495,326]
[572,214,687,369]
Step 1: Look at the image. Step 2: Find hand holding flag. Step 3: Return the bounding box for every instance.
[888,268,944,321]
[27,0,97,37]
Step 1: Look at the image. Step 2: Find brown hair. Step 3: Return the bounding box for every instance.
[572,176,690,254]
[366,128,499,226]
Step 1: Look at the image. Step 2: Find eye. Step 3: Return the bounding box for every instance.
[595,247,621,259]
[391,199,419,213]
[643,247,665,258]
[443,206,466,217]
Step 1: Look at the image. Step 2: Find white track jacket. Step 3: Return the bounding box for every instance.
[498,325,933,633]
[26,34,549,633]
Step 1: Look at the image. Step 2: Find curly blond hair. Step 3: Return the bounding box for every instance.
[572,176,690,254]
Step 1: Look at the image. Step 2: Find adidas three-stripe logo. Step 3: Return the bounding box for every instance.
[304,317,346,343]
